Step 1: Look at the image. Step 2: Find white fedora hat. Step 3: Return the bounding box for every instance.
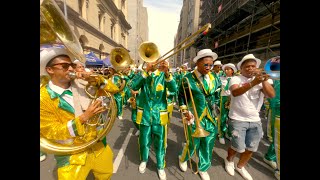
[222,63,237,73]
[213,60,222,66]
[193,49,218,63]
[237,54,261,70]
[40,47,72,76]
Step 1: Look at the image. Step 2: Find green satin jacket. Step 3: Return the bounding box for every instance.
[129,70,177,126]
[178,70,221,126]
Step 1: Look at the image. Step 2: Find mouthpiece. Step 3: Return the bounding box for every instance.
[68,72,76,79]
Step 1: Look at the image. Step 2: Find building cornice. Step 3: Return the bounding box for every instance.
[55,1,129,51]
[98,0,131,30]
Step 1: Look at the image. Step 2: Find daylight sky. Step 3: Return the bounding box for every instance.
[143,0,183,56]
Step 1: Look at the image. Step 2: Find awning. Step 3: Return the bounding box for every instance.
[85,51,103,66]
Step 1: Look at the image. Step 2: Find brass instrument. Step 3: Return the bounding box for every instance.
[110,47,134,73]
[139,23,212,69]
[264,56,280,80]
[40,0,117,155]
[180,77,210,174]
[250,56,280,80]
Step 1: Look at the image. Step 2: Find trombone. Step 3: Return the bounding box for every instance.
[139,23,212,70]
[180,77,210,174]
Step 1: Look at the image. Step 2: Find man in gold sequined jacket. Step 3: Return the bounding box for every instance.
[40,46,119,180]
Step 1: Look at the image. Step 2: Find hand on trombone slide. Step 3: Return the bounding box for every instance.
[182,110,195,125]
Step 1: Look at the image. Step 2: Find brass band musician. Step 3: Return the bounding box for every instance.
[40,47,119,180]
[178,49,221,180]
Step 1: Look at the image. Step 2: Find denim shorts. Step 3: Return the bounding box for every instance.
[228,119,263,153]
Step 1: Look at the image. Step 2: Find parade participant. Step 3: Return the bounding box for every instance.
[217,63,237,145]
[263,56,280,176]
[173,67,181,104]
[129,60,177,180]
[40,46,119,180]
[73,59,85,72]
[108,65,125,119]
[178,49,220,180]
[212,60,224,77]
[224,54,275,180]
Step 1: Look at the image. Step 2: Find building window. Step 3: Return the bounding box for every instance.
[85,0,89,20]
[111,22,115,39]
[78,0,82,16]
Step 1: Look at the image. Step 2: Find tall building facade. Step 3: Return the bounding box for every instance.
[173,0,201,68]
[127,0,149,65]
[54,0,131,60]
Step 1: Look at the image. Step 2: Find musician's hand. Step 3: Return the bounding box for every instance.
[145,62,156,73]
[251,70,266,86]
[79,99,105,123]
[183,110,195,125]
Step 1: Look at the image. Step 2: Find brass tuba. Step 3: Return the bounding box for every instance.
[40,0,117,155]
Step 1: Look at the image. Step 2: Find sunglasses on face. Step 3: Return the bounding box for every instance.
[203,64,214,68]
[51,63,76,70]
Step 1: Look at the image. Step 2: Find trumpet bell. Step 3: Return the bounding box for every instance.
[110,47,133,72]
[138,42,161,63]
[264,56,280,80]
[40,0,85,63]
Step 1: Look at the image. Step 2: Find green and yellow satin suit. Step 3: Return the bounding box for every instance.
[129,70,177,170]
[178,70,221,172]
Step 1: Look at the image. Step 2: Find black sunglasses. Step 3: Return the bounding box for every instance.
[203,64,214,68]
[51,63,76,70]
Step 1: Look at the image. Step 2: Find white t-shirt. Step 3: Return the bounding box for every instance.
[228,75,273,122]
[220,76,232,96]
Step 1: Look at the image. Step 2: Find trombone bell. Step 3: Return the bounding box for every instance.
[110,47,133,72]
[192,127,210,138]
[138,42,161,63]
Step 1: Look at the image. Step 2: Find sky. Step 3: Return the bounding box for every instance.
[143,0,183,56]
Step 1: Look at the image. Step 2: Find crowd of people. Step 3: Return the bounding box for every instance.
[40,45,280,180]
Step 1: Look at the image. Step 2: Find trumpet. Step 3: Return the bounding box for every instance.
[139,23,212,70]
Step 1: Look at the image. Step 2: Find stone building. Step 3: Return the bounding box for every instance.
[127,0,149,65]
[173,0,201,68]
[55,0,131,60]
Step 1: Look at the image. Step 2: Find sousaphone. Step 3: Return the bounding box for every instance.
[40,0,117,155]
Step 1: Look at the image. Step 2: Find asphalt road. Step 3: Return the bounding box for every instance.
[40,105,276,180]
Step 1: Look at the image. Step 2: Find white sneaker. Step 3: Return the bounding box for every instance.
[263,157,277,169]
[158,169,167,180]
[135,130,140,136]
[274,170,280,180]
[219,137,225,144]
[139,162,147,174]
[118,116,123,120]
[199,171,210,180]
[235,166,253,180]
[40,154,47,162]
[178,155,187,172]
[224,158,235,176]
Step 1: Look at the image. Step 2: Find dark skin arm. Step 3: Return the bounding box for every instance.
[230,73,275,98]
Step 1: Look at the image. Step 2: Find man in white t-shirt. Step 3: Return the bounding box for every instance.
[224,54,275,180]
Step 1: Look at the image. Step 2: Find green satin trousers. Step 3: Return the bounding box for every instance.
[179,118,217,172]
[138,124,167,170]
